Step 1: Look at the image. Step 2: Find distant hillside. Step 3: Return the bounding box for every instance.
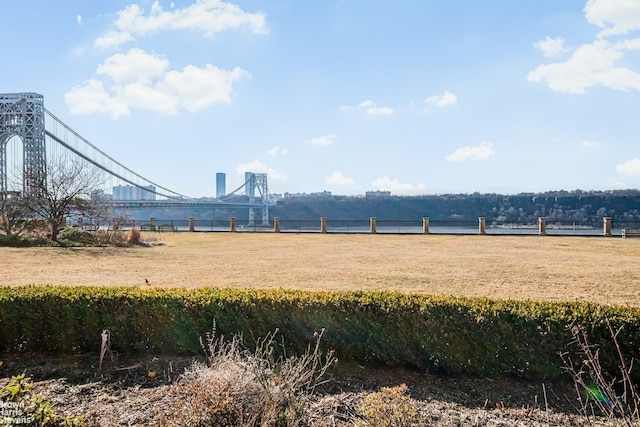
[269,190,640,224]
[120,189,640,225]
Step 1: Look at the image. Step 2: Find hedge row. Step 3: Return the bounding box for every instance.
[1,286,639,381]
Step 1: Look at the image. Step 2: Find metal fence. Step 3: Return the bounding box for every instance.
[90,217,640,237]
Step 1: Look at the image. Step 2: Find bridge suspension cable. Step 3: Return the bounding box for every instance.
[44,108,191,200]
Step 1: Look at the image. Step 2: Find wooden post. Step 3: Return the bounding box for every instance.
[603,217,612,237]
[478,217,486,235]
[189,217,195,232]
[274,217,281,233]
[538,217,546,236]
[150,217,156,232]
[321,217,327,233]
[230,217,237,232]
[370,217,377,234]
[423,217,430,234]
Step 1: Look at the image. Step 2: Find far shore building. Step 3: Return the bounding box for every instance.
[365,190,391,198]
[112,184,156,200]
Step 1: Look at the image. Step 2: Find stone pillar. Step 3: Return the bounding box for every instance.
[423,217,430,234]
[230,217,237,232]
[478,217,486,235]
[370,217,377,234]
[321,217,327,233]
[274,217,281,233]
[538,217,546,236]
[189,217,195,232]
[603,217,612,237]
[150,217,156,232]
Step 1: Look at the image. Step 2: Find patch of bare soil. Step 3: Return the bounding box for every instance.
[0,355,617,426]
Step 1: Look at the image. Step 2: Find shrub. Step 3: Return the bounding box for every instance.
[1,286,639,382]
[0,234,33,247]
[126,227,141,245]
[0,374,86,426]
[561,315,640,426]
[57,227,95,246]
[358,384,422,427]
[156,326,336,426]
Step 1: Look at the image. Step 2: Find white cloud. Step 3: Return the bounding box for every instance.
[118,81,180,114]
[581,140,599,148]
[609,180,629,189]
[529,2,640,94]
[236,160,286,181]
[584,0,640,37]
[77,15,82,25]
[97,48,169,84]
[534,36,569,58]
[64,79,131,119]
[267,146,288,156]
[357,100,393,115]
[425,90,457,106]
[267,146,279,156]
[158,64,250,112]
[65,48,250,117]
[445,142,495,162]
[616,158,640,176]
[528,39,640,93]
[324,171,354,185]
[371,176,426,196]
[96,0,268,48]
[95,30,135,49]
[304,133,336,146]
[339,100,393,115]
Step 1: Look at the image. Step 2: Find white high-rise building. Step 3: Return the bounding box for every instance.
[112,185,156,200]
[216,173,226,197]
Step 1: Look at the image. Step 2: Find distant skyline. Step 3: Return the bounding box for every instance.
[2,1,640,197]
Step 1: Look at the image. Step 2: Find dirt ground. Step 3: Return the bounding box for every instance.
[0,354,619,426]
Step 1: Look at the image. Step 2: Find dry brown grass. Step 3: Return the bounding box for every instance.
[1,233,640,306]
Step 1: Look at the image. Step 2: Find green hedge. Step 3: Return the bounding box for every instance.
[0,286,638,381]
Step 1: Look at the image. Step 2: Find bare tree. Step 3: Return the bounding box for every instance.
[0,191,29,238]
[23,158,105,241]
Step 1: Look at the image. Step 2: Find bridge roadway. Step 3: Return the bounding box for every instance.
[108,199,267,209]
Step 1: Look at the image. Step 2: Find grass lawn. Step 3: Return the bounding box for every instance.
[2,232,640,306]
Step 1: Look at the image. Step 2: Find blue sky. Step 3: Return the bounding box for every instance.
[3,0,640,197]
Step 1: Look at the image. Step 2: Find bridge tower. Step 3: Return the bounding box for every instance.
[246,172,269,226]
[0,93,46,195]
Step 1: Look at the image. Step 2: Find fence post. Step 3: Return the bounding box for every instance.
[189,217,195,232]
[321,217,327,233]
[370,217,377,234]
[150,217,156,232]
[230,217,237,232]
[274,217,281,233]
[538,217,546,236]
[423,217,430,234]
[603,217,612,237]
[478,217,486,235]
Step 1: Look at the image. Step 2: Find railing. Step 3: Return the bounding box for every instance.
[76,216,640,237]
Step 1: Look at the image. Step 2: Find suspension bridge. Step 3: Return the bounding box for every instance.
[0,92,271,224]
